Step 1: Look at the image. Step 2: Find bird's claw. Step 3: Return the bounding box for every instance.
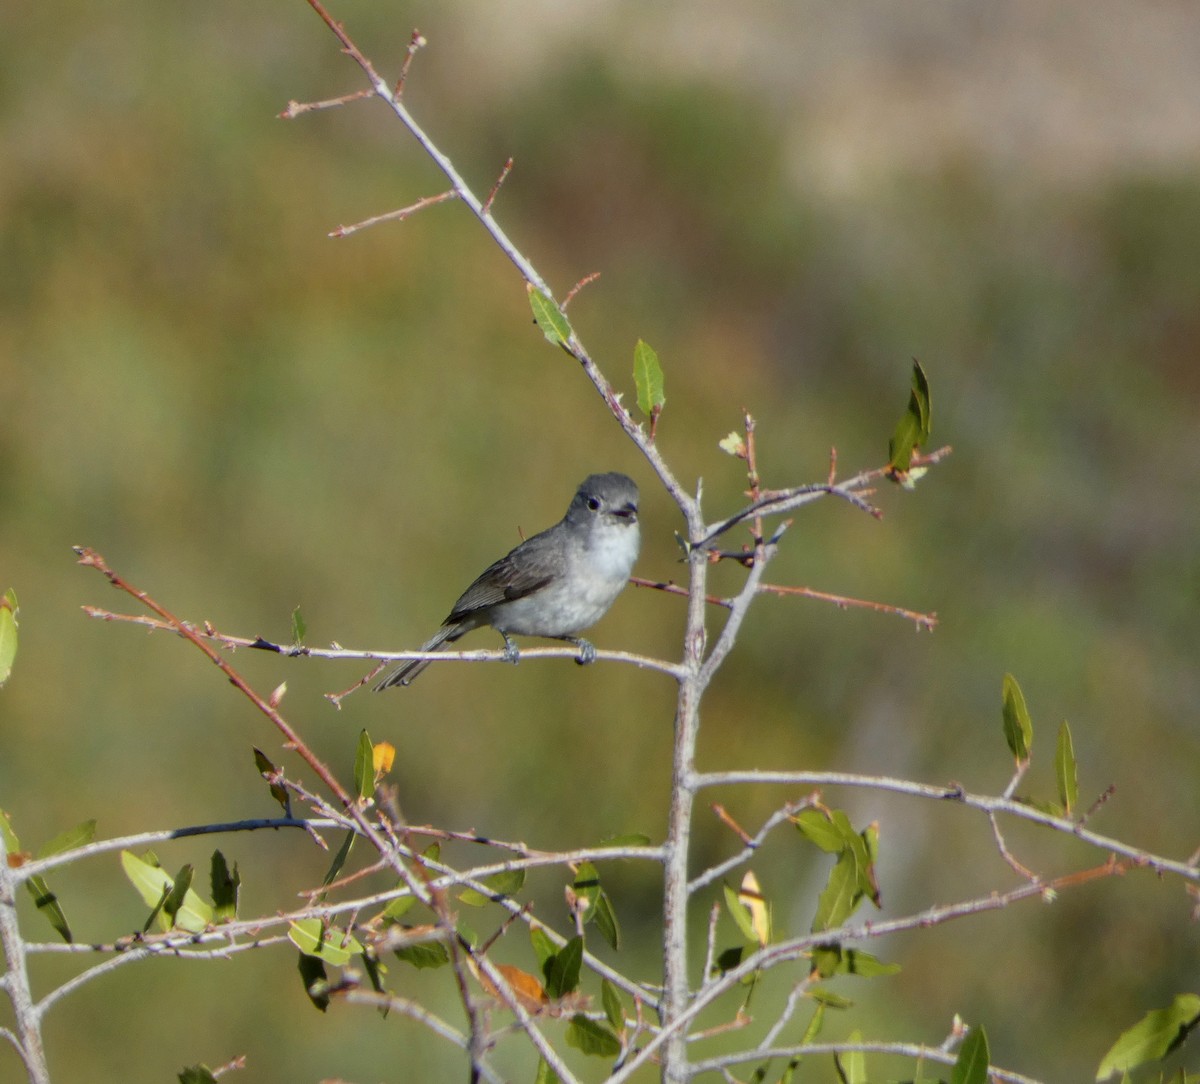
[574,638,596,666]
[501,635,521,665]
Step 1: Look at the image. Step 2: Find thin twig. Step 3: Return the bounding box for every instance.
[689,799,815,894]
[608,866,1110,1083]
[80,605,683,685]
[394,28,426,97]
[329,188,459,237]
[694,768,1200,882]
[691,1040,1043,1084]
[481,157,512,217]
[278,86,375,118]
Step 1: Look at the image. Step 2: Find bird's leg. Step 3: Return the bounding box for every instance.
[499,631,521,665]
[562,637,596,666]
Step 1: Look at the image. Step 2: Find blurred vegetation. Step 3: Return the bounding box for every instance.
[2,1,1199,1081]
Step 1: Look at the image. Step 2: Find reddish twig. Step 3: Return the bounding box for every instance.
[74,548,362,814]
[481,157,513,217]
[562,271,601,309]
[279,87,376,118]
[629,576,937,631]
[755,582,938,630]
[330,189,459,237]
[711,804,753,846]
[395,28,426,97]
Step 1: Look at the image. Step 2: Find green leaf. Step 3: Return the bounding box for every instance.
[530,925,557,969]
[1056,720,1078,815]
[162,864,194,925]
[210,850,240,922]
[297,951,329,1012]
[322,831,356,890]
[0,589,18,687]
[528,285,573,348]
[354,729,374,801]
[808,986,853,1009]
[723,881,759,943]
[38,819,97,858]
[121,849,165,905]
[459,866,527,907]
[715,946,744,974]
[1002,672,1033,762]
[361,949,388,1011]
[811,944,839,979]
[601,977,624,1030]
[27,873,73,943]
[888,360,932,473]
[177,1067,219,1084]
[544,935,583,999]
[288,917,362,966]
[565,1014,621,1058]
[812,850,861,933]
[1097,994,1200,1079]
[841,948,901,977]
[120,851,212,933]
[0,811,72,941]
[633,339,666,417]
[0,807,20,856]
[801,1001,826,1043]
[835,1029,867,1084]
[21,818,96,942]
[795,809,847,853]
[572,861,602,921]
[252,747,289,812]
[534,1058,561,1084]
[951,1025,990,1084]
[599,832,652,848]
[290,605,306,645]
[382,893,416,923]
[393,939,450,969]
[593,889,621,951]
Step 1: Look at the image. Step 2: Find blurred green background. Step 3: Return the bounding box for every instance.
[3,1,1199,1080]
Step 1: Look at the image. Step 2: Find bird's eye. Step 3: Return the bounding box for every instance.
[587,497,601,511]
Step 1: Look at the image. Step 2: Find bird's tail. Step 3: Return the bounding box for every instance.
[373,625,457,690]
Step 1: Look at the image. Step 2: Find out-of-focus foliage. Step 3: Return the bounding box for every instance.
[2,1,1199,1081]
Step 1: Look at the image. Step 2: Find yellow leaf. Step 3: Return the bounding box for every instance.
[373,741,396,778]
[739,871,771,946]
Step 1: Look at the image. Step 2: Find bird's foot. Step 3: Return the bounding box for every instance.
[500,633,521,665]
[572,638,596,666]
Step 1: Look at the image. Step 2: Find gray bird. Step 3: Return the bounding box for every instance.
[374,472,640,689]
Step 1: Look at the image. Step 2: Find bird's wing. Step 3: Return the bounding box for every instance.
[445,534,559,621]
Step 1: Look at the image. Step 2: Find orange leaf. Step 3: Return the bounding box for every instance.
[480,963,548,1013]
[373,741,396,778]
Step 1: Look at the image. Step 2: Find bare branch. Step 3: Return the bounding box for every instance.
[329,189,459,237]
[279,86,375,118]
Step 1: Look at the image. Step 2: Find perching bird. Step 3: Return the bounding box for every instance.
[374,472,640,689]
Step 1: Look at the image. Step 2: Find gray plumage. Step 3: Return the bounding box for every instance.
[375,472,640,689]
